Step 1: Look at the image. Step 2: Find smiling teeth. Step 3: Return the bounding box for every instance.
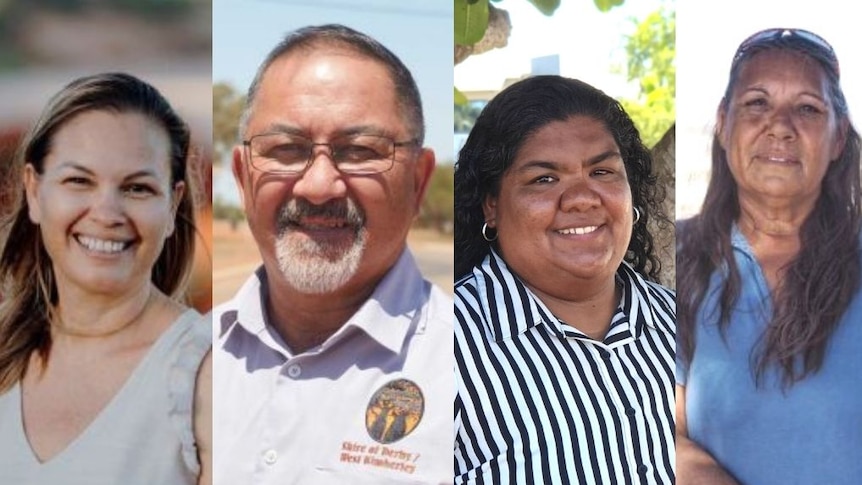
[558,226,598,235]
[300,220,346,229]
[78,235,126,253]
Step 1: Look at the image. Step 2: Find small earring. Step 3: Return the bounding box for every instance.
[633,207,641,224]
[481,222,497,242]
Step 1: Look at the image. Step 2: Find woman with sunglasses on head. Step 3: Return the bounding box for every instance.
[0,73,212,484]
[677,29,862,484]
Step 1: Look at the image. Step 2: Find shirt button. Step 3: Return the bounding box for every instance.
[637,464,649,474]
[625,408,636,417]
[263,449,278,465]
[286,364,302,378]
[600,349,612,360]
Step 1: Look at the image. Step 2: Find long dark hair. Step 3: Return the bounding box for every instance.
[677,32,862,387]
[454,75,668,281]
[0,72,197,392]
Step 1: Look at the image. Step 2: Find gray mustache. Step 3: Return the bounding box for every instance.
[277,198,366,228]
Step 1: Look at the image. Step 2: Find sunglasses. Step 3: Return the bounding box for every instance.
[732,28,839,77]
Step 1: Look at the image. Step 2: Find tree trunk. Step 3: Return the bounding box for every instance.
[649,123,675,288]
[454,5,511,65]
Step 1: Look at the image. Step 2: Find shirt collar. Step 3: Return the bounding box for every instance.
[728,223,761,270]
[345,248,427,353]
[473,249,659,343]
[225,265,269,338]
[730,223,752,252]
[225,249,426,356]
[616,261,661,335]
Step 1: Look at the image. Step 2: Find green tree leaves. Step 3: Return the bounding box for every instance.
[618,7,675,148]
[455,0,562,47]
[213,82,246,163]
[417,164,454,232]
[527,0,561,16]
[455,0,489,45]
[593,0,624,12]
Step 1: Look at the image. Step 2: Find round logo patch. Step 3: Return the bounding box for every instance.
[365,379,424,444]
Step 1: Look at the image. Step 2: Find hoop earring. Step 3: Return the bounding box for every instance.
[633,207,641,225]
[481,222,497,242]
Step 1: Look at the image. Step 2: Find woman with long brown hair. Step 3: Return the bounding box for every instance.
[677,29,862,484]
[0,73,211,484]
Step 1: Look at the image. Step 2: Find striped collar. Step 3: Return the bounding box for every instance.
[470,249,660,343]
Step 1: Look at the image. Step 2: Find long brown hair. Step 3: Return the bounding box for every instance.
[678,35,862,388]
[0,73,197,392]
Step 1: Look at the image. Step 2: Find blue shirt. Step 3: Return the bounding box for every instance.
[678,227,862,484]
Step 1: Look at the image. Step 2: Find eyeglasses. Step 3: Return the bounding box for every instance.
[732,28,839,77]
[243,132,419,176]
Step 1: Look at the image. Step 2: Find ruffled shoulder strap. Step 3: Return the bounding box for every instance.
[166,309,212,476]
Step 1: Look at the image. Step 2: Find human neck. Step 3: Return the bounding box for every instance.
[737,196,814,292]
[52,283,157,340]
[265,271,380,354]
[737,193,815,238]
[527,275,620,341]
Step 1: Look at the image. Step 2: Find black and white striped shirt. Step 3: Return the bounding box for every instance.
[455,250,676,484]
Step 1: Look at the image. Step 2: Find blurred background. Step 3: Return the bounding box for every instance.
[211,0,454,303]
[0,0,213,312]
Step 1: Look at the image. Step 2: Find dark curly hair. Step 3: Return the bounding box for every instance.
[454,75,668,282]
[677,30,862,388]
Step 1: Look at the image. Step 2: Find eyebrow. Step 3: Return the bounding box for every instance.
[741,86,828,103]
[56,161,161,181]
[257,123,304,136]
[257,123,392,138]
[515,150,622,173]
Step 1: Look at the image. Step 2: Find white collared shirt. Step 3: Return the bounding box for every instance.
[455,250,676,484]
[213,249,454,485]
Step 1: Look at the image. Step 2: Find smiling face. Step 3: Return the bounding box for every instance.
[233,47,434,295]
[484,116,633,294]
[24,110,183,299]
[718,49,846,208]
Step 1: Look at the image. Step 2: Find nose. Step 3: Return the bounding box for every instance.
[291,148,348,205]
[559,176,601,212]
[89,189,126,226]
[766,105,797,141]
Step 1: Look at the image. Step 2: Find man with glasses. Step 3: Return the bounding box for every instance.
[212,24,453,484]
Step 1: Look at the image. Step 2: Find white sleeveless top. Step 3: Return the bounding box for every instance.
[0,309,211,485]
